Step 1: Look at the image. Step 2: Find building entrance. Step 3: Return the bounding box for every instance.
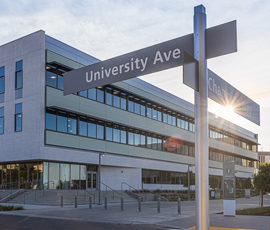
[87,172,97,190]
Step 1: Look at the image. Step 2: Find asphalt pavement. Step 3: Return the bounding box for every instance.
[0,194,269,230]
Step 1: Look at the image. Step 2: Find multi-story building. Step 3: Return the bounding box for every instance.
[258,151,270,165]
[0,30,259,191]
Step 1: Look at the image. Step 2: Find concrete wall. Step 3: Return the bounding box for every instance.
[0,31,46,163]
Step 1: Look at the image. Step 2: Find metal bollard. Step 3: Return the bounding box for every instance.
[89,196,92,209]
[35,190,36,201]
[178,198,181,214]
[104,196,107,210]
[121,196,124,211]
[75,196,77,208]
[157,197,160,213]
[138,197,142,212]
[24,194,25,205]
[61,195,63,207]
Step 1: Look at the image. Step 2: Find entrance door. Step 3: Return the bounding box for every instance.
[87,172,97,190]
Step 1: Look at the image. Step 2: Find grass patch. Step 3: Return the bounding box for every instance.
[236,206,270,216]
[0,205,24,211]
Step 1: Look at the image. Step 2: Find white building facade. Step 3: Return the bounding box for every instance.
[0,31,259,191]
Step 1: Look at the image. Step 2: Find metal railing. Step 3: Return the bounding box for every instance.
[121,182,139,193]
[72,182,96,204]
[100,182,123,200]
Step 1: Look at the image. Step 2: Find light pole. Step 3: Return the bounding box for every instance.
[98,152,106,205]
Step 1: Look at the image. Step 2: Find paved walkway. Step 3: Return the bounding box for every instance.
[0,194,269,230]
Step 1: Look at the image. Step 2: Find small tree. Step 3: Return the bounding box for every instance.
[183,170,195,188]
[209,176,219,189]
[253,162,270,208]
[243,177,253,189]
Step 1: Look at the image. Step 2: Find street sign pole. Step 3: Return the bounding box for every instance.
[194,5,209,230]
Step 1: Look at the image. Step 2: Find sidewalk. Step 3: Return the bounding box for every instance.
[0,194,269,230]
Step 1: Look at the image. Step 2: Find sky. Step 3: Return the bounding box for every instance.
[0,0,269,150]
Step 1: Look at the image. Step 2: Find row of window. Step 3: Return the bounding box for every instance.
[46,108,257,168]
[142,169,185,184]
[0,60,23,101]
[46,64,256,152]
[0,107,3,134]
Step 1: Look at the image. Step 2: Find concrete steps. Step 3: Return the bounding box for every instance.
[5,190,137,206]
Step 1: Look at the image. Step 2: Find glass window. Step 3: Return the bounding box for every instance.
[106,123,113,141]
[80,165,87,189]
[157,136,162,151]
[113,90,120,108]
[147,133,152,148]
[120,126,127,144]
[134,130,140,146]
[57,111,67,133]
[97,86,104,103]
[113,125,120,142]
[128,129,134,145]
[49,163,59,189]
[172,113,176,126]
[0,107,4,134]
[60,163,70,189]
[163,110,168,123]
[157,108,162,122]
[15,103,22,132]
[106,87,113,105]
[15,71,22,89]
[16,61,23,71]
[46,108,56,131]
[140,132,146,147]
[68,114,77,135]
[120,93,127,110]
[134,98,140,115]
[46,66,57,88]
[57,73,64,90]
[152,105,157,120]
[88,88,97,100]
[79,90,87,98]
[70,164,80,189]
[79,116,87,136]
[0,66,5,94]
[88,118,96,138]
[97,121,104,139]
[128,96,134,112]
[141,100,146,116]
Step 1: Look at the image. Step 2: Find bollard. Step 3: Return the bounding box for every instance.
[157,197,160,213]
[75,196,77,208]
[24,194,25,205]
[121,196,124,211]
[178,198,181,214]
[61,195,63,207]
[104,196,107,210]
[138,197,142,212]
[35,190,36,201]
[89,196,92,209]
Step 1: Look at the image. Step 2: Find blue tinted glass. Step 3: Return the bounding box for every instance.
[97,88,104,103]
[106,88,113,105]
[134,133,140,146]
[106,126,112,141]
[15,103,22,113]
[134,99,140,114]
[0,66,4,76]
[79,90,87,98]
[120,93,126,110]
[0,117,3,134]
[58,75,63,90]
[0,107,3,117]
[46,71,57,88]
[15,114,22,131]
[16,61,23,71]
[88,120,96,138]
[0,77,4,93]
[97,122,104,139]
[128,100,134,112]
[15,71,22,89]
[79,117,87,136]
[128,132,134,145]
[88,88,96,100]
[68,114,77,135]
[57,112,67,133]
[46,110,56,131]
[120,130,126,144]
[113,127,120,142]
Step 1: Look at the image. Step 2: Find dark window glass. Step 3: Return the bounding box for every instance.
[68,114,77,135]
[152,105,157,120]
[57,74,63,90]
[46,66,57,88]
[16,61,23,71]
[15,103,22,113]
[79,116,87,136]
[97,87,104,103]
[113,90,120,108]
[106,123,113,141]
[97,121,104,139]
[157,107,162,121]
[88,118,96,138]
[152,134,157,150]
[134,131,140,146]
[134,98,140,114]
[157,137,162,151]
[163,110,168,123]
[79,90,87,98]
[0,107,3,117]
[0,117,3,134]
[167,112,172,125]
[15,71,22,89]
[106,87,113,105]
[177,117,181,128]
[140,132,146,147]
[147,134,152,148]
[141,100,146,116]
[172,113,176,126]
[57,111,67,133]
[15,103,22,132]
[46,108,56,131]
[128,129,134,145]
[120,126,127,144]
[113,125,120,142]
[0,66,4,76]
[128,96,134,112]
[88,88,97,100]
[0,77,4,94]
[120,93,127,110]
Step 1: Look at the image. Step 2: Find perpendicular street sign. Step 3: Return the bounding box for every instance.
[208,69,260,125]
[64,34,194,95]
[64,20,237,96]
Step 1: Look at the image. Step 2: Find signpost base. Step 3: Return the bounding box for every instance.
[223,200,235,216]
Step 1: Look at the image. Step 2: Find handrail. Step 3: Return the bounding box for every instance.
[100,182,123,200]
[72,181,96,204]
[121,182,139,193]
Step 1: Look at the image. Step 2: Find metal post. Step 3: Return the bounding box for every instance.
[178,198,181,214]
[188,165,190,201]
[98,153,101,205]
[24,194,25,205]
[138,197,141,212]
[121,196,124,211]
[194,5,209,230]
[61,195,63,207]
[35,189,36,201]
[157,197,160,213]
[75,196,77,208]
[104,196,107,210]
[89,196,92,209]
